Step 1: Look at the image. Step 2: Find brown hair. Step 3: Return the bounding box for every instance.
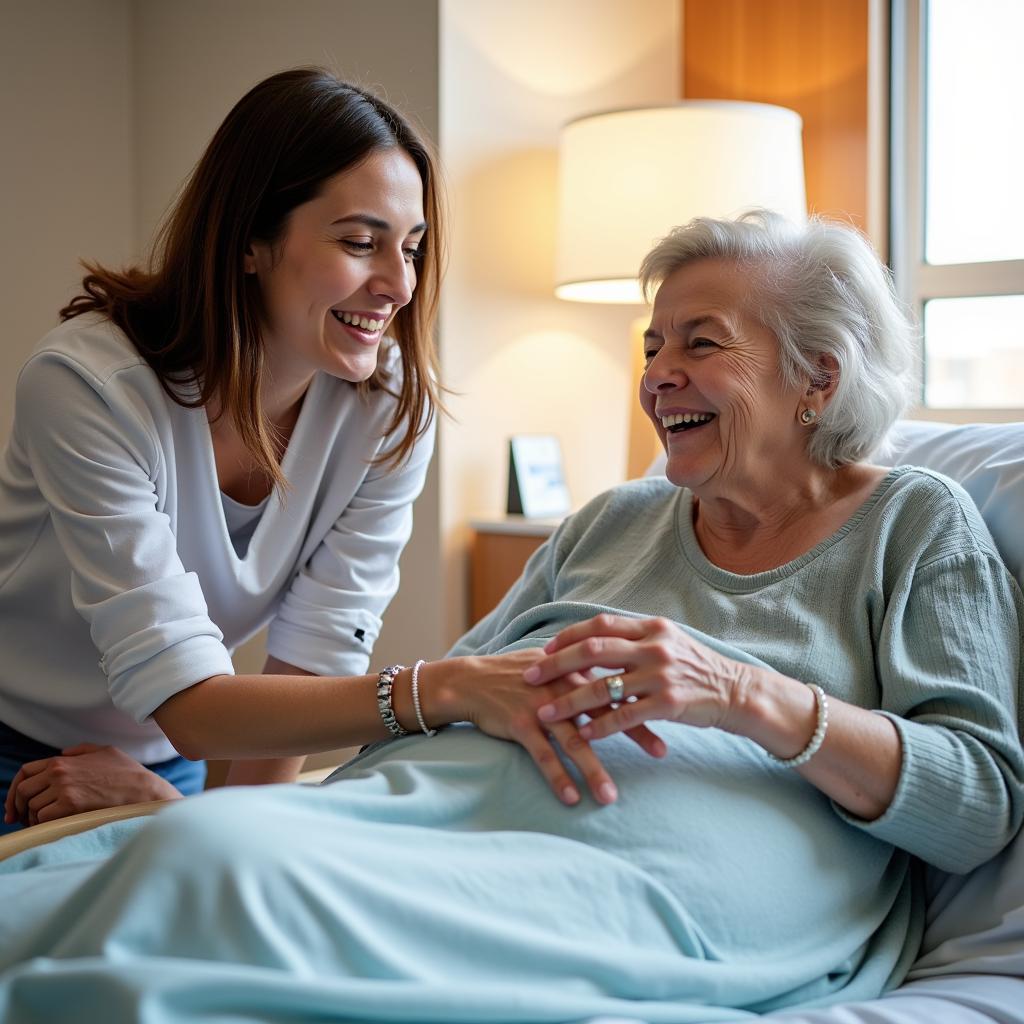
[60,67,446,489]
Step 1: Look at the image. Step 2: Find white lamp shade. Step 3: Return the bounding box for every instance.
[555,102,806,303]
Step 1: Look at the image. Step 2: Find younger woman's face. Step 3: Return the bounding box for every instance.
[246,147,426,390]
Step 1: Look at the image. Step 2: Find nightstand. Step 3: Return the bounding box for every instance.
[468,518,558,626]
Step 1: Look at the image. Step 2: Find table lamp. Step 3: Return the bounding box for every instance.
[554,101,807,475]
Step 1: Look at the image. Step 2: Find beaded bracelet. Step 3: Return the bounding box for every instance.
[376,664,409,738]
[410,659,437,737]
[767,684,828,769]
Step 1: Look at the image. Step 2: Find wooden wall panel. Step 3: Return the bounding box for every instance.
[683,0,870,228]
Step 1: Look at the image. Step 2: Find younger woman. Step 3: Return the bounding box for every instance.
[0,67,447,829]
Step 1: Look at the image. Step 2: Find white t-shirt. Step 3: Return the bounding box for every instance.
[221,491,270,559]
[0,315,434,762]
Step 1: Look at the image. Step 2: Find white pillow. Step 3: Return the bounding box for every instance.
[878,420,1024,590]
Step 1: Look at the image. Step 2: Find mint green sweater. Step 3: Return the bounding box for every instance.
[453,467,1024,874]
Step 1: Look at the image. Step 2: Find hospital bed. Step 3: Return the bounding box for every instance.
[1,418,1022,1023]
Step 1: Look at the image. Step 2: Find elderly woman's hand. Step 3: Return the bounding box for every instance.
[522,614,750,741]
[437,649,665,807]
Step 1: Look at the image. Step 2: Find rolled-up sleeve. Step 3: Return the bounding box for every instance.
[267,415,436,677]
[17,355,234,722]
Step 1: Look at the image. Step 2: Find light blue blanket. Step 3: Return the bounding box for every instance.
[0,670,917,1024]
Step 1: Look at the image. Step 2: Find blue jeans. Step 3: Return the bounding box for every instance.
[0,719,206,835]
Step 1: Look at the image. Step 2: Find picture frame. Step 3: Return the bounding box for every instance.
[506,435,571,519]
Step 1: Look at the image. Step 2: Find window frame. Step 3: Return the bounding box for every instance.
[889,0,1024,421]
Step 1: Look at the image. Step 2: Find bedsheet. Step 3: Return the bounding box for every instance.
[2,728,1023,1023]
[0,711,953,1024]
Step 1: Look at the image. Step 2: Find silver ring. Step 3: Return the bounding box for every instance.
[605,675,626,703]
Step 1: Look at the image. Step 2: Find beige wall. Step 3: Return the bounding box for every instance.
[438,0,681,642]
[0,0,135,437]
[131,0,440,249]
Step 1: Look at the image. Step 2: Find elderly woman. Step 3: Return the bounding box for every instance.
[518,209,1024,829]
[1,212,1021,1022]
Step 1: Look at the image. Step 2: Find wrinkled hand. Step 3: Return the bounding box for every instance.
[523,614,748,741]
[3,743,182,827]
[448,648,660,806]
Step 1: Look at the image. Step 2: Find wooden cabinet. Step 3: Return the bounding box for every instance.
[469,519,557,626]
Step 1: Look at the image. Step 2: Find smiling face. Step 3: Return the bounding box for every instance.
[641,258,812,496]
[245,147,426,393]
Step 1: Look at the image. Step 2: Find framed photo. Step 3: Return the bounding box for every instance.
[507,435,571,518]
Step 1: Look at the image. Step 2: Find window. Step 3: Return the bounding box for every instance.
[890,0,1024,412]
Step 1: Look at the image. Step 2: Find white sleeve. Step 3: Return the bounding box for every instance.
[16,354,234,723]
[266,414,436,677]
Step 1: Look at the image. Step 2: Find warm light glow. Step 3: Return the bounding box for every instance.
[554,279,647,304]
[555,102,807,304]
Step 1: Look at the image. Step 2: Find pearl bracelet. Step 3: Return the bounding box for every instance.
[376,664,409,738]
[767,683,828,769]
[410,659,437,737]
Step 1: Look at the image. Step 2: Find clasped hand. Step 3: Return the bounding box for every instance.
[523,614,748,742]
[456,648,665,806]
[3,743,181,828]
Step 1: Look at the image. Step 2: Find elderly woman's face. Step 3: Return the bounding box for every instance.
[641,258,807,493]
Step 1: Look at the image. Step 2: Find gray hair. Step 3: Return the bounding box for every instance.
[639,210,919,467]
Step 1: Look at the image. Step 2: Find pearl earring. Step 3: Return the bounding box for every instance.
[800,408,817,425]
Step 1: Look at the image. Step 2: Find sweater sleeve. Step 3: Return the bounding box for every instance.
[15,354,235,724]
[266,415,435,677]
[834,549,1024,873]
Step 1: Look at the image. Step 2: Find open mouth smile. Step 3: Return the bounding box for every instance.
[661,412,716,434]
[330,310,387,343]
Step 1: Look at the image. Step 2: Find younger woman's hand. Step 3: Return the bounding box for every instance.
[436,650,623,806]
[522,614,748,741]
[3,743,182,827]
